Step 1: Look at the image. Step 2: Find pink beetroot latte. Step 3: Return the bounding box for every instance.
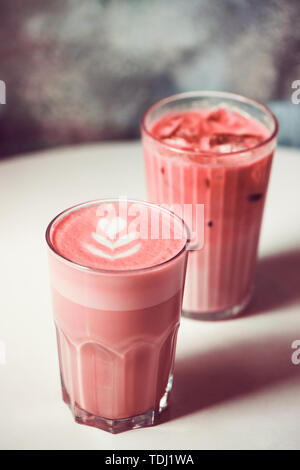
[46,200,188,433]
[142,92,278,320]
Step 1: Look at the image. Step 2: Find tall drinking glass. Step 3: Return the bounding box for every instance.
[46,199,188,433]
[142,91,278,320]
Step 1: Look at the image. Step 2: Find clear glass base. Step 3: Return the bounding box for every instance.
[61,374,173,434]
[183,290,253,321]
[74,403,156,434]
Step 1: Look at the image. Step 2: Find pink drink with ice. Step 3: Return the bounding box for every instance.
[46,200,188,433]
[142,92,278,320]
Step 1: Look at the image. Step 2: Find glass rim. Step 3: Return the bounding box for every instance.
[45,198,190,275]
[141,90,279,159]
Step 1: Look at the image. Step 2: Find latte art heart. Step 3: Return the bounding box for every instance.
[85,216,141,260]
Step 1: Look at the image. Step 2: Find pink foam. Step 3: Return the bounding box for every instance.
[51,201,186,270]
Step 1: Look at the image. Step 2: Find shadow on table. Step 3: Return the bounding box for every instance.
[244,248,300,317]
[157,248,300,424]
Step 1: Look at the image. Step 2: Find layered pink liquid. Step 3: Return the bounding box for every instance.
[47,201,187,427]
[143,107,275,316]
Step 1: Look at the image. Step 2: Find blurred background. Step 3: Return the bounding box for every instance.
[0,0,299,158]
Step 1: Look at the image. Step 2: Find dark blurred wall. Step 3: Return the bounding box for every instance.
[0,0,300,157]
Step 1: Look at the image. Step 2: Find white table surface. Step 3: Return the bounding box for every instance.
[0,142,300,450]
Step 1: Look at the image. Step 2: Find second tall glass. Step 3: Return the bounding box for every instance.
[142,91,278,320]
